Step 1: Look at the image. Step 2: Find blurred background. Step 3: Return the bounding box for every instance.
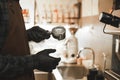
[19,0,120,80]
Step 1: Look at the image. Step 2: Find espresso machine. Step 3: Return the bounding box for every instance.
[99,0,120,79]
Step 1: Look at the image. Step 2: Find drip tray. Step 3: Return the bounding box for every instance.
[104,69,120,80]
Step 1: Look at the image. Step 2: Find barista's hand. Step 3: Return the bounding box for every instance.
[27,26,51,42]
[0,49,60,78]
[33,49,61,72]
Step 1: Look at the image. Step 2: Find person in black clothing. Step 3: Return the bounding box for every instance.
[0,0,60,80]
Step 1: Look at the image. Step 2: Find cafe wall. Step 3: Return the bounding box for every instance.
[77,0,113,70]
[20,0,35,29]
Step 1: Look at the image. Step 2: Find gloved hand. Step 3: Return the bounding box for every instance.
[32,49,61,72]
[0,49,60,78]
[27,26,51,42]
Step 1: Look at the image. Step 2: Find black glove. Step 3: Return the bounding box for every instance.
[32,49,61,72]
[27,26,51,42]
[0,49,60,78]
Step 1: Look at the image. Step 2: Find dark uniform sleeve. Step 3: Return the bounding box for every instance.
[0,54,34,78]
[0,49,61,78]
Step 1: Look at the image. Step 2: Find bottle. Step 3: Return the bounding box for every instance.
[87,68,105,80]
[87,68,98,80]
[52,4,58,23]
[96,71,105,80]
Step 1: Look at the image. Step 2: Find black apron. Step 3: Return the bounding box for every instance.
[0,0,34,80]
